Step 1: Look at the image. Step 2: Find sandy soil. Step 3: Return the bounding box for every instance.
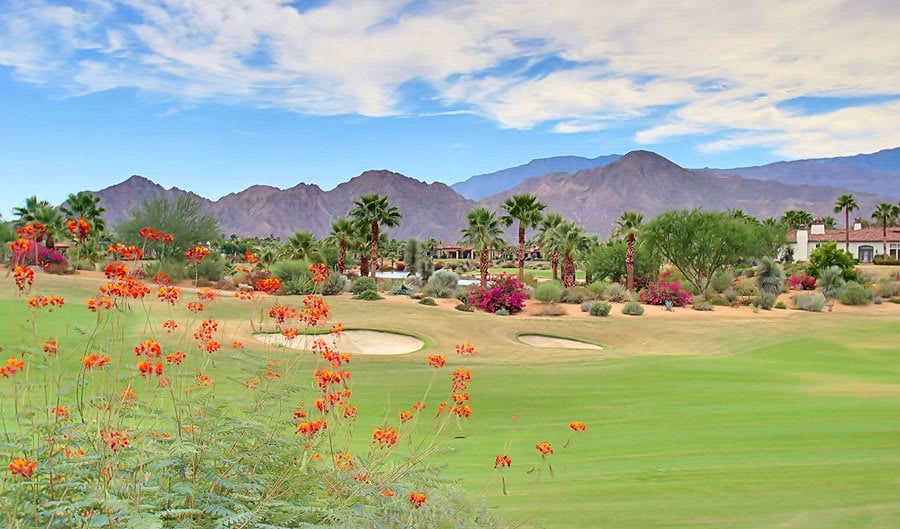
[517,334,603,349]
[254,330,424,355]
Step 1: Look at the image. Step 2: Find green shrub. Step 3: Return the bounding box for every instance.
[533,281,564,303]
[708,294,731,306]
[536,304,567,316]
[454,286,473,303]
[794,293,826,312]
[774,301,787,310]
[455,302,474,312]
[144,259,188,282]
[404,276,423,289]
[723,287,738,303]
[271,259,316,295]
[839,281,873,305]
[192,252,226,281]
[418,297,437,306]
[875,279,900,298]
[709,270,735,293]
[580,301,592,312]
[692,301,714,311]
[733,277,759,297]
[560,286,590,304]
[322,271,347,295]
[818,265,846,304]
[429,269,459,290]
[873,254,900,265]
[351,276,377,295]
[494,307,510,316]
[423,284,454,299]
[752,291,777,310]
[622,301,644,316]
[755,257,785,295]
[806,241,858,281]
[585,281,608,300]
[589,301,612,317]
[603,283,628,302]
[353,289,382,301]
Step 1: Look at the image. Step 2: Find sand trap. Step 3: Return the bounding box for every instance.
[254,330,424,355]
[518,334,603,350]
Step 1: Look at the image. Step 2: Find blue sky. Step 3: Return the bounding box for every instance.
[2,0,899,218]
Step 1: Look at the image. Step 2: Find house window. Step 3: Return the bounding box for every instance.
[890,243,900,259]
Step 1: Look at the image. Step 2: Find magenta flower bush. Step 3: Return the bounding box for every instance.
[13,246,68,267]
[788,273,816,290]
[469,273,528,314]
[638,277,693,307]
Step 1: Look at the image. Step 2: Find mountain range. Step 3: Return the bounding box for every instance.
[90,148,900,242]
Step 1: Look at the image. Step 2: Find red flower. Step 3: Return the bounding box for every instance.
[569,421,587,432]
[494,454,512,468]
[12,266,35,292]
[134,340,162,358]
[43,339,58,355]
[427,355,446,368]
[455,342,477,356]
[101,430,130,452]
[184,245,210,265]
[295,419,327,438]
[409,492,426,509]
[165,351,185,364]
[399,410,413,423]
[535,441,553,457]
[162,319,178,332]
[372,427,398,447]
[8,458,37,478]
[82,354,110,369]
[253,277,281,294]
[157,286,180,305]
[1,358,25,378]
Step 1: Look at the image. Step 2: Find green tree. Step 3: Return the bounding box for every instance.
[284,230,323,262]
[587,240,661,284]
[804,241,858,281]
[833,194,859,252]
[611,210,644,291]
[499,194,546,282]
[641,209,774,293]
[546,220,592,288]
[871,202,900,257]
[13,195,65,249]
[822,216,837,230]
[349,194,402,278]
[460,206,505,287]
[115,195,222,259]
[60,191,107,235]
[324,216,356,275]
[537,212,565,281]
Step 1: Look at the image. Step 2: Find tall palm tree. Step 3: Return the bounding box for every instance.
[13,196,64,249]
[822,216,837,230]
[611,210,644,291]
[538,212,565,281]
[324,216,355,275]
[834,194,858,252]
[547,221,592,288]
[60,191,107,235]
[460,206,505,287]
[499,194,546,282]
[284,230,322,262]
[349,194,402,278]
[872,202,900,257]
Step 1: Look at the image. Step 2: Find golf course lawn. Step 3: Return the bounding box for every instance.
[2,272,900,528]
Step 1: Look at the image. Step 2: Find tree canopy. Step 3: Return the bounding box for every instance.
[115,195,223,258]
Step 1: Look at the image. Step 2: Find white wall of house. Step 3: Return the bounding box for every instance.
[789,237,898,263]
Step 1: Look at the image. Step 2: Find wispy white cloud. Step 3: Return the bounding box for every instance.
[1,0,898,157]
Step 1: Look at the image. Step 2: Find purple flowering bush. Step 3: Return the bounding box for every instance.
[13,246,68,267]
[469,273,528,314]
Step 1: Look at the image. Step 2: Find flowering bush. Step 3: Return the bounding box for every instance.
[12,245,68,267]
[469,274,528,314]
[638,275,693,307]
[788,273,816,290]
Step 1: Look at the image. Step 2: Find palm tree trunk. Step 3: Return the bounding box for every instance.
[883,218,888,257]
[338,244,346,275]
[370,221,379,278]
[480,251,489,287]
[551,252,559,281]
[359,255,369,277]
[562,252,575,288]
[517,223,526,282]
[845,208,850,252]
[625,235,635,292]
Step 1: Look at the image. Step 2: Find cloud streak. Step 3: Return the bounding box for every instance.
[1,0,898,157]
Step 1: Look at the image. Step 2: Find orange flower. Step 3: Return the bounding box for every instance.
[342,405,358,418]
[409,492,426,509]
[134,339,162,358]
[292,409,308,419]
[184,245,210,265]
[8,458,37,478]
[104,263,129,280]
[381,489,394,497]
[165,351,185,364]
[50,406,70,420]
[66,218,91,241]
[197,288,217,301]
[156,286,180,305]
[153,271,170,284]
[43,339,58,355]
[86,296,114,312]
[27,295,65,310]
[330,322,344,335]
[253,277,281,294]
[427,355,446,368]
[187,301,205,313]
[494,454,512,468]
[234,289,256,301]
[283,327,300,339]
[266,369,281,379]
[451,392,470,405]
[399,411,413,423]
[308,262,329,284]
[295,419,327,438]
[101,430,130,452]
[535,441,553,457]
[412,401,425,411]
[162,319,178,332]
[1,358,25,378]
[244,250,260,265]
[9,238,32,255]
[569,421,587,432]
[137,361,164,377]
[82,354,110,369]
[455,342,477,356]
[196,371,212,386]
[453,405,471,418]
[193,318,218,340]
[232,340,244,349]
[372,427,398,447]
[12,265,35,292]
[201,340,221,354]
[268,304,297,323]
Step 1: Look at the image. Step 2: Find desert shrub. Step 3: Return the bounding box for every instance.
[622,301,644,316]
[71,259,96,271]
[775,301,787,309]
[193,252,226,281]
[353,289,382,301]
[434,260,446,270]
[429,269,459,290]
[733,277,759,297]
[321,271,347,295]
[536,304,567,316]
[494,307,510,316]
[723,287,738,303]
[874,254,900,265]
[468,274,528,314]
[521,272,539,286]
[794,292,826,312]
[351,276,377,295]
[533,281,564,303]
[404,275,423,289]
[788,273,816,290]
[638,277,693,307]
[144,259,187,282]
[418,297,437,306]
[585,281,608,300]
[589,301,612,317]
[390,283,414,295]
[423,284,454,299]
[602,283,628,302]
[874,296,884,304]
[560,286,590,304]
[818,265,846,304]
[752,291,777,310]
[806,241,858,281]
[707,294,731,306]
[839,281,873,305]
[271,259,315,295]
[692,301,714,311]
[875,279,900,298]
[709,270,735,293]
[755,257,785,295]
[580,301,592,312]
[454,286,474,303]
[455,302,475,312]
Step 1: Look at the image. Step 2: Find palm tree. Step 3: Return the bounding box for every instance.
[349,194,402,278]
[538,212,565,280]
[611,210,644,291]
[499,194,546,282]
[324,216,355,275]
[60,191,107,235]
[284,230,322,262]
[13,196,64,249]
[460,206,505,287]
[547,221,592,288]
[834,194,859,252]
[822,216,837,230]
[872,202,900,257]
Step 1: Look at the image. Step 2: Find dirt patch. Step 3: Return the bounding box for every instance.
[805,374,900,398]
[254,330,424,355]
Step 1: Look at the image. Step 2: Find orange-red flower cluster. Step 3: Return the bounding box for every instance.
[196,372,212,386]
[187,301,205,313]
[139,227,174,243]
[134,339,162,358]
[152,271,170,284]
[137,361,164,377]
[308,262,329,284]
[311,339,350,368]
[194,319,218,340]
[43,339,58,354]
[50,406,69,420]
[295,419,327,438]
[101,430,130,452]
[268,304,298,323]
[157,286,180,305]
[244,250,259,265]
[535,441,553,457]
[300,295,330,326]
[234,290,256,301]
[13,266,35,292]
[283,327,300,339]
[1,358,25,378]
[399,410,413,423]
[455,342,477,356]
[426,354,446,368]
[343,405,358,418]
[104,263,129,280]
[162,319,178,332]
[9,238,32,256]
[449,367,474,418]
[409,492,426,509]
[494,454,512,468]
[27,295,65,310]
[86,296,114,312]
[569,421,587,432]
[16,222,45,241]
[232,341,244,349]
[82,354,110,369]
[8,458,37,478]
[197,288,217,301]
[165,351,185,364]
[253,277,281,294]
[107,243,143,260]
[66,218,91,241]
[98,277,151,299]
[201,340,221,354]
[372,427,398,447]
[185,245,210,265]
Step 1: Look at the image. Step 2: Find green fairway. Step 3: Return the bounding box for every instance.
[2,273,900,528]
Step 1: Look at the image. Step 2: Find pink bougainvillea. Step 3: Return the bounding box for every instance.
[469,274,528,314]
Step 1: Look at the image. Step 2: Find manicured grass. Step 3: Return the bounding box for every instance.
[487,266,586,281]
[3,273,900,528]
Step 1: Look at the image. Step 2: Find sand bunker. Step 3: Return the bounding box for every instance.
[254,330,424,355]
[518,334,603,350]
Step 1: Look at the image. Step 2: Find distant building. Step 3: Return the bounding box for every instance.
[789,217,900,263]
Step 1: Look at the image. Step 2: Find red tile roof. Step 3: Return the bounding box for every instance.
[789,227,900,243]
